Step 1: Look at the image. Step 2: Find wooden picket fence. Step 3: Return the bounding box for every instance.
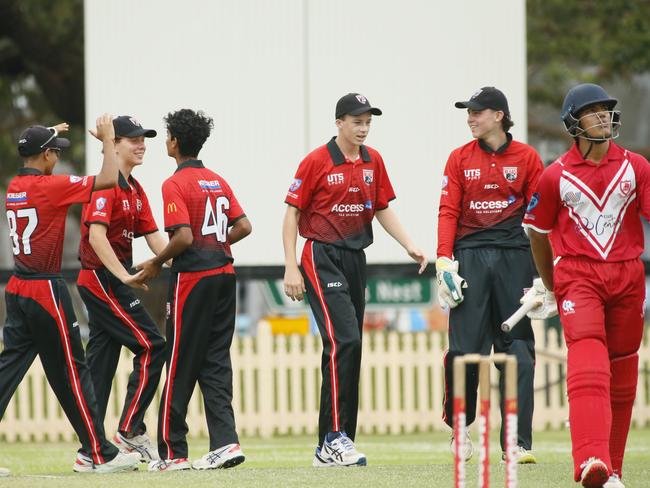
[1,321,649,442]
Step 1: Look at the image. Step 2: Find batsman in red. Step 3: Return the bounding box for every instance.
[523,83,646,488]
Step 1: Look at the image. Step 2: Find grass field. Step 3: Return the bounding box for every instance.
[1,428,648,487]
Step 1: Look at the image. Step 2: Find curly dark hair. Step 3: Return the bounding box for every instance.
[164,109,214,157]
[502,114,514,132]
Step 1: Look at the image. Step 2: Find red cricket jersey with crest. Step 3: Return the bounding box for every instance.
[522,142,650,261]
[79,171,158,269]
[162,160,245,272]
[437,135,543,258]
[5,167,95,276]
[285,137,395,250]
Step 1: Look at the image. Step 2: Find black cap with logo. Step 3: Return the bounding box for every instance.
[335,93,382,119]
[18,126,71,157]
[455,87,510,115]
[113,116,157,138]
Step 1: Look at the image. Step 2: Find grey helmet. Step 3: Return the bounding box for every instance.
[561,83,620,140]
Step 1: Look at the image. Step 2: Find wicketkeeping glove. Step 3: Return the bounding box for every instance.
[435,257,467,309]
[520,277,558,320]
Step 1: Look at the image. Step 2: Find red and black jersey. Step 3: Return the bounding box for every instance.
[5,167,95,276]
[523,142,650,261]
[437,135,543,258]
[285,137,395,250]
[79,171,158,269]
[162,160,245,272]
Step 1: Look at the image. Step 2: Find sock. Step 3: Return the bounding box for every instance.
[567,338,612,481]
[609,353,638,478]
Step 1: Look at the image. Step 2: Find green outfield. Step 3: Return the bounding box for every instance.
[1,429,648,487]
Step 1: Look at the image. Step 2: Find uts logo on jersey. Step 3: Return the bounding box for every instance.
[289,178,302,192]
[503,167,518,182]
[327,173,344,185]
[363,169,374,185]
[95,197,107,210]
[464,169,481,180]
[70,175,83,183]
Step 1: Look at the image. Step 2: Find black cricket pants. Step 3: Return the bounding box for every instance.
[157,269,239,460]
[0,276,118,463]
[442,247,536,450]
[77,268,165,435]
[301,240,366,446]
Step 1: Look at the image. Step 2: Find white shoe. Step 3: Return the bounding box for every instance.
[0,467,10,477]
[501,446,537,464]
[312,446,336,467]
[93,452,140,474]
[148,458,192,472]
[603,474,625,488]
[321,432,367,467]
[579,457,609,488]
[73,452,94,473]
[450,429,473,462]
[192,443,245,470]
[114,432,160,462]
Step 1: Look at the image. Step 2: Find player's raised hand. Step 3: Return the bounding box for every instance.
[89,113,115,141]
[50,122,70,133]
[284,265,306,301]
[407,246,428,274]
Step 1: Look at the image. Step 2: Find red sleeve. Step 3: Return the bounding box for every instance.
[524,149,544,205]
[222,180,245,224]
[84,188,115,227]
[375,155,396,210]
[284,157,317,209]
[630,152,650,222]
[436,151,463,258]
[46,175,95,207]
[522,163,561,233]
[135,188,158,237]
[162,179,190,231]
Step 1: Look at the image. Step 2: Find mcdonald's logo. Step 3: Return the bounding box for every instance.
[167,202,177,213]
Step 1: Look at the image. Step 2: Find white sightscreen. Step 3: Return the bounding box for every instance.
[85,0,526,266]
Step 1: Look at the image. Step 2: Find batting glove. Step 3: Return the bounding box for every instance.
[435,257,467,309]
[520,278,558,320]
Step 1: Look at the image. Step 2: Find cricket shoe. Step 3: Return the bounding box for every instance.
[603,474,625,488]
[73,452,94,473]
[0,467,10,477]
[501,446,537,464]
[94,452,140,473]
[148,458,192,472]
[579,457,609,488]
[449,429,473,462]
[192,443,245,470]
[321,432,367,467]
[312,446,336,467]
[113,431,160,462]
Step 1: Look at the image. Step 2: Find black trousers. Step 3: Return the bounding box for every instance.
[301,240,366,446]
[0,276,118,463]
[157,269,239,460]
[77,269,166,435]
[442,247,536,450]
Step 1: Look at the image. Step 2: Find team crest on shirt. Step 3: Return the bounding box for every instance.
[70,175,82,183]
[620,180,632,196]
[95,197,107,210]
[503,167,517,182]
[363,169,374,185]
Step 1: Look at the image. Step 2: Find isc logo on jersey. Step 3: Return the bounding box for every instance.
[327,173,344,185]
[469,200,509,210]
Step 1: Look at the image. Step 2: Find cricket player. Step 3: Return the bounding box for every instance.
[0,117,139,473]
[437,87,544,463]
[136,109,251,471]
[523,83,646,488]
[75,116,167,468]
[283,93,428,467]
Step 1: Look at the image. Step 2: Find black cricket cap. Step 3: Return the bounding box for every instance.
[113,116,157,138]
[18,126,71,157]
[335,93,382,119]
[455,87,510,116]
